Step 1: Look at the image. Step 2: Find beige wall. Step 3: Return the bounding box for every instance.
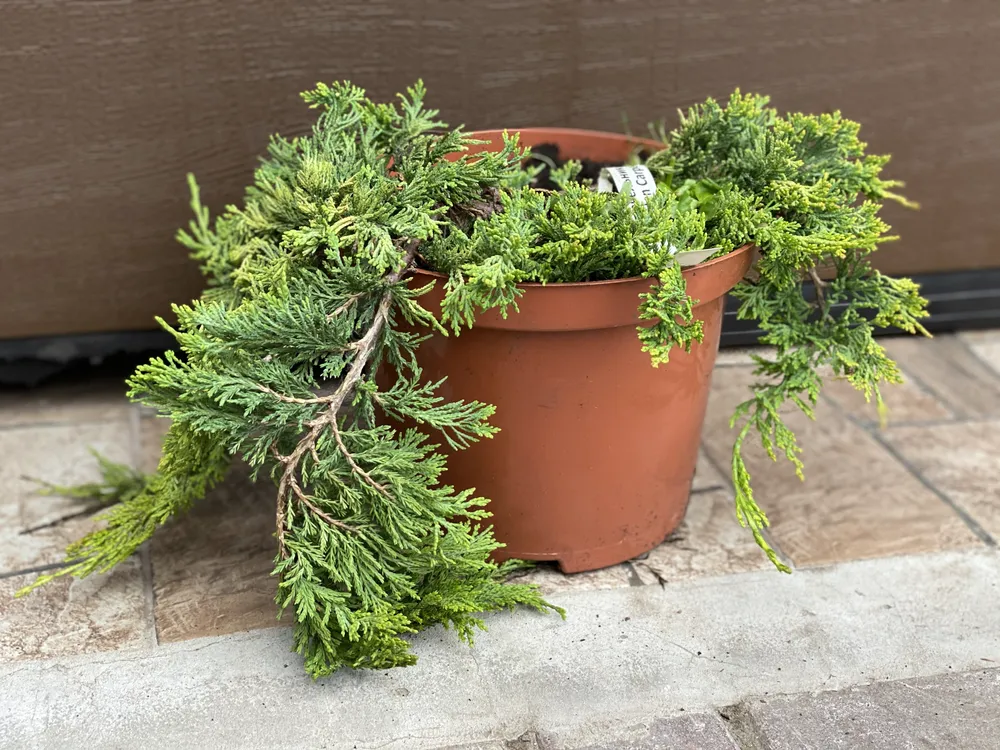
[2,0,998,339]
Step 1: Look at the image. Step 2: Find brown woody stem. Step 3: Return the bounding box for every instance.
[273,243,418,555]
[808,267,828,310]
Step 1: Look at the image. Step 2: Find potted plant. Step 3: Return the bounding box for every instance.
[20,82,926,677]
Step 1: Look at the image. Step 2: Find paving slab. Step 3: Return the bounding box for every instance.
[442,715,740,750]
[631,488,775,585]
[0,537,150,663]
[539,713,739,749]
[2,549,999,750]
[0,419,154,662]
[137,416,280,641]
[149,462,280,642]
[741,668,1000,750]
[821,372,954,425]
[0,376,129,429]
[512,561,639,595]
[882,334,1000,418]
[714,346,776,368]
[0,420,135,532]
[883,419,1000,541]
[702,367,981,566]
[960,329,1000,375]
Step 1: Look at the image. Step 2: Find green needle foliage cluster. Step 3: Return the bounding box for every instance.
[20,82,924,674]
[423,161,710,359]
[647,92,927,567]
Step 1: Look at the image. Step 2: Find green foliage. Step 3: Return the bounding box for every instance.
[24,81,923,675]
[423,178,708,359]
[23,81,561,677]
[648,91,927,568]
[27,449,149,507]
[19,423,229,588]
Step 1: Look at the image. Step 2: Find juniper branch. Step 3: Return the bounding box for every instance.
[22,83,559,678]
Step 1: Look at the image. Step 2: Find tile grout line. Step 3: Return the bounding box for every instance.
[890,345,968,420]
[697,441,795,571]
[0,405,132,580]
[874,416,1000,430]
[954,332,1000,382]
[129,404,161,649]
[840,403,998,548]
[140,544,160,649]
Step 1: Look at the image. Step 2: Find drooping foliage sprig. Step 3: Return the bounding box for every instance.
[646,91,927,568]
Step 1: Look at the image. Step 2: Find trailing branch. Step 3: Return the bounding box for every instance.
[22,82,560,677]
[648,91,926,568]
[808,267,828,312]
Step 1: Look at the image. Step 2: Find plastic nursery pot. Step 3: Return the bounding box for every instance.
[413,129,754,573]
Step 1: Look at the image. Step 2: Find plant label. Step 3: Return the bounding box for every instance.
[597,164,714,266]
[597,165,657,203]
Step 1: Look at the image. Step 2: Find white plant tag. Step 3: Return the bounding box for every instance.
[596,164,716,267]
[673,247,717,267]
[597,165,657,203]
[662,244,715,267]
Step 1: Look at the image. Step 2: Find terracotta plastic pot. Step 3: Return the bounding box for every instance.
[411,129,754,573]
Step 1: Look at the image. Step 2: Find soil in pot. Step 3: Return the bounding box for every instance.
[522,142,654,192]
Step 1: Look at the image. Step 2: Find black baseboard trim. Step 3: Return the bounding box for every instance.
[0,331,174,387]
[2,268,999,386]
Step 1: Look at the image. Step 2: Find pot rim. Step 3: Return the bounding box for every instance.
[410,244,754,332]
[415,129,753,330]
[465,126,665,151]
[411,243,754,288]
[432,127,744,289]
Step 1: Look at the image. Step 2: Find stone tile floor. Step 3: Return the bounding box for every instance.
[1,330,998,656]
